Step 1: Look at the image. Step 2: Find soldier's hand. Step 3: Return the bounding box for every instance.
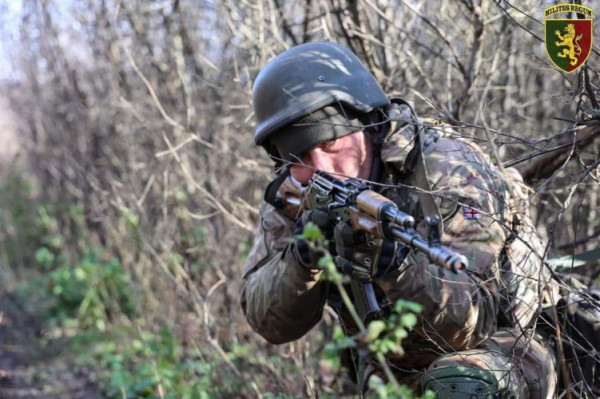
[333,221,408,279]
[290,209,334,270]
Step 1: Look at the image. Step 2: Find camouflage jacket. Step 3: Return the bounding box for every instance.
[240,125,552,367]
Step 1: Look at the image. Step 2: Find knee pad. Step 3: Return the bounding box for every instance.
[422,366,517,399]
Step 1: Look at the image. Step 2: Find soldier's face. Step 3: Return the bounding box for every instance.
[289,130,372,185]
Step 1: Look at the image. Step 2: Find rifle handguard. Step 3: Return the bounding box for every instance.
[356,190,467,273]
[304,171,469,273]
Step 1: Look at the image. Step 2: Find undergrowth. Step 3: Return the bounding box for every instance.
[0,168,262,397]
[1,166,427,398]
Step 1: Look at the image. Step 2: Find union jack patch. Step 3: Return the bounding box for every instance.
[463,207,482,220]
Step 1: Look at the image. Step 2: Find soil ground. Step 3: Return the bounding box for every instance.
[0,291,101,399]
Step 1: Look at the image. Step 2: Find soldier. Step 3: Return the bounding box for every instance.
[241,42,558,398]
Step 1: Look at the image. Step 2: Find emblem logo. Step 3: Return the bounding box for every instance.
[544,4,593,73]
[463,207,482,220]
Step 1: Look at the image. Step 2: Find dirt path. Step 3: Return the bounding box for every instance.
[0,293,100,399]
[0,295,44,398]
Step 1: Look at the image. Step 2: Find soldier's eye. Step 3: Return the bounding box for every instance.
[320,139,337,150]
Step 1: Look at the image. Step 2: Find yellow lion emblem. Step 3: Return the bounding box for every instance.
[555,23,583,66]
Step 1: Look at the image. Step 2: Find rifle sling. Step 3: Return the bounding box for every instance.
[412,128,444,238]
[264,168,291,209]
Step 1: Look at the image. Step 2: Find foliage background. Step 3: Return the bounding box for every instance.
[0,0,599,397]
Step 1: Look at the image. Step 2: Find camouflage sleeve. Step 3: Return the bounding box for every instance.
[240,200,329,344]
[376,138,510,350]
[499,168,553,327]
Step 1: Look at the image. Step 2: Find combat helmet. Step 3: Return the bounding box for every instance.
[252,41,390,162]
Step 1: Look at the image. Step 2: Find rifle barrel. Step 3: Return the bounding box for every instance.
[389,225,467,273]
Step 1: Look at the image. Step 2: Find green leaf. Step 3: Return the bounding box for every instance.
[395,299,423,314]
[43,234,64,250]
[404,301,423,314]
[400,313,418,328]
[174,189,188,202]
[74,267,86,280]
[302,222,322,240]
[393,328,408,340]
[317,254,334,269]
[332,326,345,340]
[131,339,144,352]
[34,247,55,269]
[366,320,386,341]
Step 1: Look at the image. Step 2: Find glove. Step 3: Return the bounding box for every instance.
[290,209,335,269]
[333,221,408,279]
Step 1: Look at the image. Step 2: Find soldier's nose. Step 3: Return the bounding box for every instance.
[289,164,314,185]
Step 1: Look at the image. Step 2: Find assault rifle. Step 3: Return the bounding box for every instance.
[279,171,467,323]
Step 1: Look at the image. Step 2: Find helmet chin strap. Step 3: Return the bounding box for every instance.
[264,166,291,209]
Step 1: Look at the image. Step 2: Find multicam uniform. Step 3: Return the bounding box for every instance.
[241,126,557,398]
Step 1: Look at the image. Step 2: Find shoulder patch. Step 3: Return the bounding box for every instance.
[463,207,483,220]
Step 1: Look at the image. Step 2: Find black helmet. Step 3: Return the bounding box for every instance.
[252,42,389,161]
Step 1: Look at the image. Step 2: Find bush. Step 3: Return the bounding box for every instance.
[45,248,137,332]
